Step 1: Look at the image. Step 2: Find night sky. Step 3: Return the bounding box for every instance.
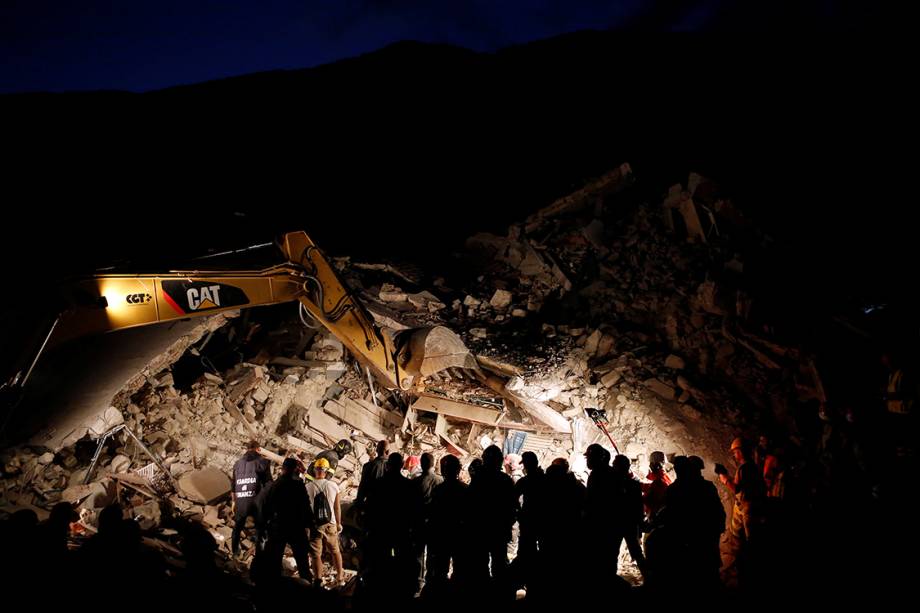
[1,1,872,94]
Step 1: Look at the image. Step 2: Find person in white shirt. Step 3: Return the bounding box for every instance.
[306,457,345,586]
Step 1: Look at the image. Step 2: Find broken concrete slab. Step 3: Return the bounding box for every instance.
[489,289,513,309]
[227,367,264,402]
[88,407,125,438]
[261,382,298,434]
[286,435,323,456]
[476,355,524,378]
[644,378,677,401]
[596,332,616,358]
[109,454,131,473]
[584,329,603,356]
[177,467,231,505]
[379,285,409,302]
[351,398,404,429]
[408,291,441,309]
[308,403,353,443]
[480,374,571,434]
[323,399,389,442]
[600,370,622,388]
[412,394,504,426]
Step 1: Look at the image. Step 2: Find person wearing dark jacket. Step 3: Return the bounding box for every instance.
[231,440,272,556]
[256,458,314,583]
[514,451,545,584]
[467,445,518,592]
[414,452,444,594]
[584,444,624,582]
[612,454,647,577]
[365,452,423,599]
[426,454,470,594]
[355,439,389,511]
[648,455,725,591]
[534,459,594,603]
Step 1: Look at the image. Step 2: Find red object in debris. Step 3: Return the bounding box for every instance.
[404,455,420,472]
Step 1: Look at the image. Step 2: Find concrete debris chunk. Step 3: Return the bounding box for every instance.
[408,291,441,309]
[600,370,622,388]
[489,289,513,309]
[177,467,231,505]
[109,454,131,473]
[88,407,124,437]
[644,378,677,401]
[379,284,408,302]
[412,394,504,427]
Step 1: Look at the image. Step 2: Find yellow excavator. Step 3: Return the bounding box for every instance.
[3,231,476,402]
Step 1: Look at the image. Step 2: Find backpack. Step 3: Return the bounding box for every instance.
[313,484,332,526]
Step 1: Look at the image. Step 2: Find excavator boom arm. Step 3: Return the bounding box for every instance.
[4,232,473,399]
[47,232,404,389]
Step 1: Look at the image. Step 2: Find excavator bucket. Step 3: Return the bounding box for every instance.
[398,326,479,379]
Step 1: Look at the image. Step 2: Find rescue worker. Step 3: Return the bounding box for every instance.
[307,438,353,480]
[231,440,272,557]
[257,458,314,583]
[717,436,766,588]
[642,450,671,520]
[306,458,344,587]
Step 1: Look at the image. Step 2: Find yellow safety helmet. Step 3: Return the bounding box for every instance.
[314,457,331,470]
[730,437,744,451]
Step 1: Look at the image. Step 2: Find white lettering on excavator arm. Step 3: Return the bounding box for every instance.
[187,285,222,311]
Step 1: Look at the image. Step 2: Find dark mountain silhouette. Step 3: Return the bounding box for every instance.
[0,31,911,319]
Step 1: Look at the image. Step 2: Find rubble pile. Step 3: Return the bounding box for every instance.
[1,163,830,581]
[331,163,827,485]
[0,326,390,568]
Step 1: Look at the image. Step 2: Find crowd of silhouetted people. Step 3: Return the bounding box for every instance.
[2,370,915,612]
